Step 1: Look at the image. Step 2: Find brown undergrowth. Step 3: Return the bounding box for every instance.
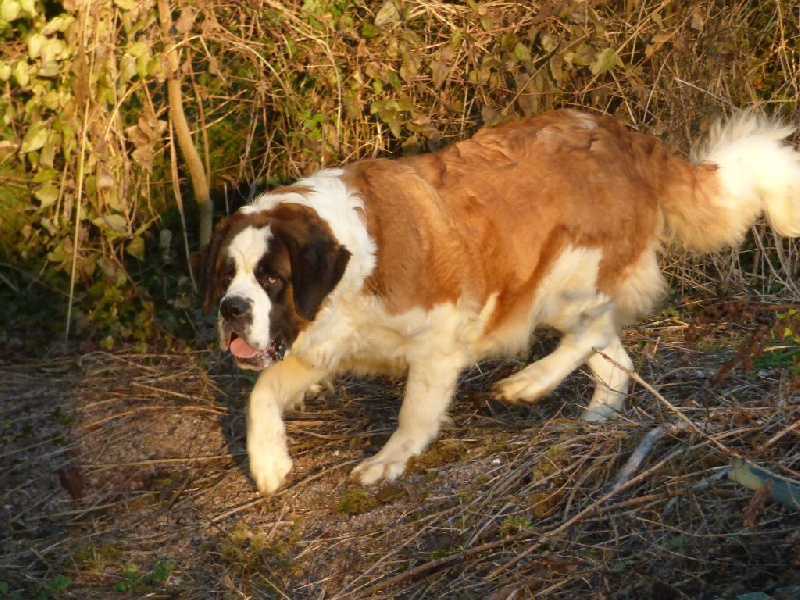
[1,306,799,599]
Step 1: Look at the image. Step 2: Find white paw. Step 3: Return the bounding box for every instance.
[351,453,409,485]
[248,437,293,495]
[582,390,625,422]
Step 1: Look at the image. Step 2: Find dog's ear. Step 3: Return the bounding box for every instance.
[194,216,233,315]
[273,208,351,321]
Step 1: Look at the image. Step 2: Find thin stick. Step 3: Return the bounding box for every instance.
[65,9,95,342]
[606,421,694,494]
[168,119,195,289]
[209,459,357,524]
[594,349,745,462]
[759,418,800,450]
[350,445,682,599]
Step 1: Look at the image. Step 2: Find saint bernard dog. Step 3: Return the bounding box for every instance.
[196,109,800,495]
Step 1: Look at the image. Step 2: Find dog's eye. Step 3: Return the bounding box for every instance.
[255,260,283,292]
[259,273,281,290]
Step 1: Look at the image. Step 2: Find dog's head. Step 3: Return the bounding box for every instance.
[196,202,351,369]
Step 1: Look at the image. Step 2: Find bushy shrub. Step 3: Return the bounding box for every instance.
[0,0,797,349]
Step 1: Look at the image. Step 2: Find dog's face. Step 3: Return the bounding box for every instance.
[196,203,351,370]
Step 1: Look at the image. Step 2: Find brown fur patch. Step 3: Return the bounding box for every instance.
[342,110,684,336]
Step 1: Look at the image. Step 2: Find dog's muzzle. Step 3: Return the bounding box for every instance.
[219,295,286,369]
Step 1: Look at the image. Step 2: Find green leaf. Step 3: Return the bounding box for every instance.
[449,29,462,50]
[120,53,137,82]
[47,240,67,262]
[591,47,618,76]
[32,168,58,183]
[41,14,75,35]
[14,59,29,86]
[369,99,384,115]
[136,54,149,79]
[42,89,60,109]
[0,0,21,22]
[147,55,165,81]
[513,42,531,62]
[361,22,379,39]
[21,122,49,153]
[387,70,402,90]
[127,41,148,58]
[147,559,177,583]
[38,61,60,78]
[46,574,72,592]
[395,96,414,111]
[34,182,60,207]
[126,236,145,260]
[42,38,67,62]
[27,33,45,59]
[39,131,61,168]
[93,214,128,232]
[374,0,400,27]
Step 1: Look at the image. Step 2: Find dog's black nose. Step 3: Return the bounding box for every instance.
[220,296,251,321]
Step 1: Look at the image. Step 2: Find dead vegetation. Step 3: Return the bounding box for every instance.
[2,306,799,598]
[3,0,800,342]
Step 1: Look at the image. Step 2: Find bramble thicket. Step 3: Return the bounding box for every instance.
[1,0,798,349]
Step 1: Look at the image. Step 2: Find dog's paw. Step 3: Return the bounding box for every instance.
[582,390,625,422]
[494,366,553,404]
[248,439,292,495]
[351,454,408,485]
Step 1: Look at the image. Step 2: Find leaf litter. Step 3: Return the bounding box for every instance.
[1,306,799,598]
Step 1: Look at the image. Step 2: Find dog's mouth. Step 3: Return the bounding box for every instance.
[226,332,286,369]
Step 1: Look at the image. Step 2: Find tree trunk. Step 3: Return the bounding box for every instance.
[156,0,213,247]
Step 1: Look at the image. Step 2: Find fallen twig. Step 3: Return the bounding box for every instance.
[594,349,746,462]
[607,425,667,493]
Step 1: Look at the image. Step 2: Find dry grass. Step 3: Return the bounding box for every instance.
[194,0,800,296]
[2,306,799,598]
[194,0,800,175]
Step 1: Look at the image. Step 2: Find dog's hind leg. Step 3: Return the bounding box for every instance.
[583,334,632,421]
[495,295,627,420]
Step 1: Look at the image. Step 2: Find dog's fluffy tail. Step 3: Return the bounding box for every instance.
[662,113,800,252]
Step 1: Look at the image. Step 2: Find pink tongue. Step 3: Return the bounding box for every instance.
[229,337,259,359]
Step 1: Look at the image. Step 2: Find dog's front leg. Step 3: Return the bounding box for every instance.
[352,356,463,485]
[247,356,324,494]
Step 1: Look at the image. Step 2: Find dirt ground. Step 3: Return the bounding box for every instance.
[2,301,799,599]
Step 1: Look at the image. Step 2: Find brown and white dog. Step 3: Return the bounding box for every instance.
[196,109,800,495]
